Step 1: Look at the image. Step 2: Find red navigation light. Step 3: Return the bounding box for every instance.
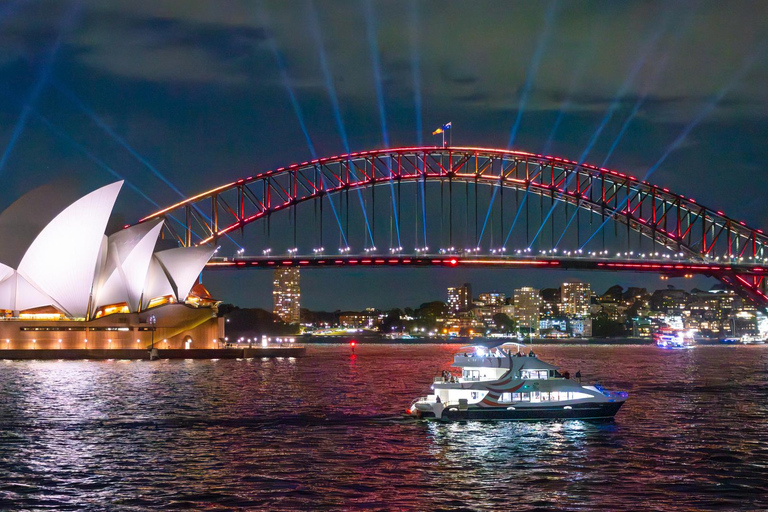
[449,258,458,266]
[350,340,357,347]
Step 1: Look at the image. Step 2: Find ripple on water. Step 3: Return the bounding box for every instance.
[1,344,767,510]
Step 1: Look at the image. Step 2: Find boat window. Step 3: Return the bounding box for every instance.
[549,391,593,401]
[520,370,549,380]
[463,370,480,381]
[471,392,479,400]
[499,392,512,403]
[530,391,541,403]
[540,392,550,401]
[520,392,530,402]
[512,392,522,402]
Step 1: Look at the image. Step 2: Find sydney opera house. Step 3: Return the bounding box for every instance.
[0,181,222,351]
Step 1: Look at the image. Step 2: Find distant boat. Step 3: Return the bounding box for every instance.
[739,335,766,345]
[654,328,695,349]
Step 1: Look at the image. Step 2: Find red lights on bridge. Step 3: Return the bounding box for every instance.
[141,146,768,310]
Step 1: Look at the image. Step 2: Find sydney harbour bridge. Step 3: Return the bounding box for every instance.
[138,146,768,310]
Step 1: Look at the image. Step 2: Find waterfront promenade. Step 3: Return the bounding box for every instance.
[0,346,306,360]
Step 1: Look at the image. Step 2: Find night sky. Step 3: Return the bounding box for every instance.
[1,1,767,310]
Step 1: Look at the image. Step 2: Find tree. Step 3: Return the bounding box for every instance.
[592,313,626,337]
[380,308,404,333]
[492,312,516,332]
[217,303,239,317]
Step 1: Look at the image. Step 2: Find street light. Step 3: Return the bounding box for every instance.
[148,315,157,350]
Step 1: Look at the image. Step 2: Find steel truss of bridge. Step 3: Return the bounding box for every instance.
[140,146,768,309]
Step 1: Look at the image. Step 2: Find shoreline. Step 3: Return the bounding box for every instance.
[0,346,306,360]
[298,335,656,345]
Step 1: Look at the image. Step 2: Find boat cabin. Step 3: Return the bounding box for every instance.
[451,346,562,383]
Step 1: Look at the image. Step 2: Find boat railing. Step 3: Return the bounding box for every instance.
[410,396,432,407]
[593,383,628,399]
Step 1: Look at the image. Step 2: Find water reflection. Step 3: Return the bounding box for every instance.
[0,345,766,510]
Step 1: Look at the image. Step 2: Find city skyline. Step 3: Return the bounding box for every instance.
[0,2,767,308]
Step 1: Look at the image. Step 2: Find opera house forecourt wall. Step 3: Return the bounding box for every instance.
[0,181,224,353]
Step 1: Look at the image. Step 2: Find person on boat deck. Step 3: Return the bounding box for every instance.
[435,395,441,403]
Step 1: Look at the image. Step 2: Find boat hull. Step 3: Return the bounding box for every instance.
[419,400,625,422]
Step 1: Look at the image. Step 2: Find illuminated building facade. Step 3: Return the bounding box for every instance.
[274,267,301,323]
[0,182,222,350]
[560,282,592,336]
[447,283,472,313]
[478,292,506,306]
[561,282,591,317]
[513,287,541,334]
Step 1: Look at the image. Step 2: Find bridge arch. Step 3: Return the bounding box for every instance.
[139,146,768,307]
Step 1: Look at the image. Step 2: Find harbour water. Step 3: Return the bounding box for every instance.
[1,344,767,510]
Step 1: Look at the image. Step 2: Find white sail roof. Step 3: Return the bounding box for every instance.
[153,245,216,302]
[15,273,60,312]
[94,219,163,312]
[0,264,16,310]
[141,256,176,308]
[17,182,123,317]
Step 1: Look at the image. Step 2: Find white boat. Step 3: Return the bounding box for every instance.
[740,334,766,345]
[654,328,695,349]
[407,344,627,421]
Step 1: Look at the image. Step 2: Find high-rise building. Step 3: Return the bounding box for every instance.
[514,287,541,334]
[478,292,506,306]
[273,267,301,323]
[561,281,591,317]
[447,283,472,312]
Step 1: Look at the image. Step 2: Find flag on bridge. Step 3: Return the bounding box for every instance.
[432,122,452,135]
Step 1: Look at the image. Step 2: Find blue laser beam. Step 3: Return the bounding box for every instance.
[601,9,696,167]
[554,199,583,248]
[50,80,188,201]
[32,113,158,207]
[419,177,427,247]
[507,0,558,149]
[364,0,390,149]
[363,0,401,248]
[408,0,423,145]
[409,0,426,245]
[1,88,205,239]
[308,1,375,247]
[0,5,76,176]
[257,4,348,246]
[542,30,599,155]
[502,183,531,248]
[50,81,241,247]
[0,0,26,22]
[644,45,767,182]
[257,5,316,160]
[477,185,499,245]
[578,43,766,252]
[307,1,349,154]
[528,10,676,248]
